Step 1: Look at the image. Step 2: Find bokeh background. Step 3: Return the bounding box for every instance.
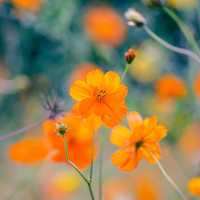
[1,0,200,199]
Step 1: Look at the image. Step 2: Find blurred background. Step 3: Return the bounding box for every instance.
[1,0,200,199]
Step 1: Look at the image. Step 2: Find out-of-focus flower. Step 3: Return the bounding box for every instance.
[134,170,163,200]
[179,122,200,160]
[9,137,49,164]
[129,41,166,83]
[12,0,42,11]
[70,69,128,127]
[110,112,167,171]
[155,74,187,100]
[193,72,200,100]
[69,62,98,84]
[84,6,126,47]
[40,170,80,200]
[124,48,137,64]
[43,112,99,170]
[188,177,200,197]
[166,0,197,10]
[125,8,147,27]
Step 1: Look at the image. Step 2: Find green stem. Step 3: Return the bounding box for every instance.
[63,137,95,200]
[151,153,188,200]
[122,64,130,80]
[143,25,200,65]
[162,6,200,56]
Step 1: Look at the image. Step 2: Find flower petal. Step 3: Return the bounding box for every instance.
[86,69,104,88]
[70,80,92,101]
[110,126,131,147]
[127,112,143,130]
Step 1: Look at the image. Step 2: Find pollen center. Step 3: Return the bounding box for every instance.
[96,89,107,102]
[135,140,143,150]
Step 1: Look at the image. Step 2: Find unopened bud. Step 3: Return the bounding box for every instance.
[125,9,147,27]
[124,48,136,64]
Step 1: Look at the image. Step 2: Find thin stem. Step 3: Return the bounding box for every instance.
[122,64,130,80]
[63,137,95,200]
[151,153,188,200]
[0,118,45,141]
[162,6,200,56]
[143,25,200,65]
[89,139,95,184]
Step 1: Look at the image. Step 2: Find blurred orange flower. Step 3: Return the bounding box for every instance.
[43,112,99,170]
[84,6,126,47]
[69,62,98,84]
[188,177,200,197]
[9,137,49,164]
[70,69,128,127]
[110,112,167,171]
[155,74,187,100]
[12,0,42,11]
[193,72,200,99]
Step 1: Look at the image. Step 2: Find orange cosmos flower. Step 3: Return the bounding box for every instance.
[188,177,200,197]
[12,0,42,11]
[43,112,99,170]
[69,69,128,127]
[9,137,49,165]
[110,112,167,171]
[193,72,200,99]
[155,74,187,100]
[84,6,126,47]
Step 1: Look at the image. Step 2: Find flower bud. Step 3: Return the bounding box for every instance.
[124,48,136,64]
[125,9,147,27]
[56,122,68,136]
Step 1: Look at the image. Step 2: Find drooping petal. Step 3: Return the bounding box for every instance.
[111,149,140,171]
[9,137,49,165]
[70,80,92,101]
[86,69,104,88]
[103,71,121,93]
[127,112,143,130]
[110,126,131,147]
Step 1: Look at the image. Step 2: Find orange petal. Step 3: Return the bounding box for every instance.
[86,69,104,87]
[110,126,131,147]
[9,137,49,165]
[103,71,120,93]
[127,112,143,130]
[70,80,92,101]
[112,149,140,171]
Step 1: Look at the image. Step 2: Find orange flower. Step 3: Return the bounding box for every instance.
[9,137,49,164]
[188,177,200,197]
[84,6,126,47]
[110,112,167,171]
[193,72,200,99]
[12,0,42,11]
[69,62,98,84]
[69,69,128,127]
[43,112,99,170]
[155,74,187,100]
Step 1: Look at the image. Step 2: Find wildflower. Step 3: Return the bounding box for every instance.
[43,112,99,169]
[110,112,167,171]
[188,177,200,197]
[69,69,128,127]
[12,0,42,11]
[124,48,136,64]
[125,8,147,27]
[193,72,200,100]
[84,6,126,47]
[155,74,187,100]
[9,137,49,164]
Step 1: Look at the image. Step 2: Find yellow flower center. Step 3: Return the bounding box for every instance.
[96,89,107,102]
